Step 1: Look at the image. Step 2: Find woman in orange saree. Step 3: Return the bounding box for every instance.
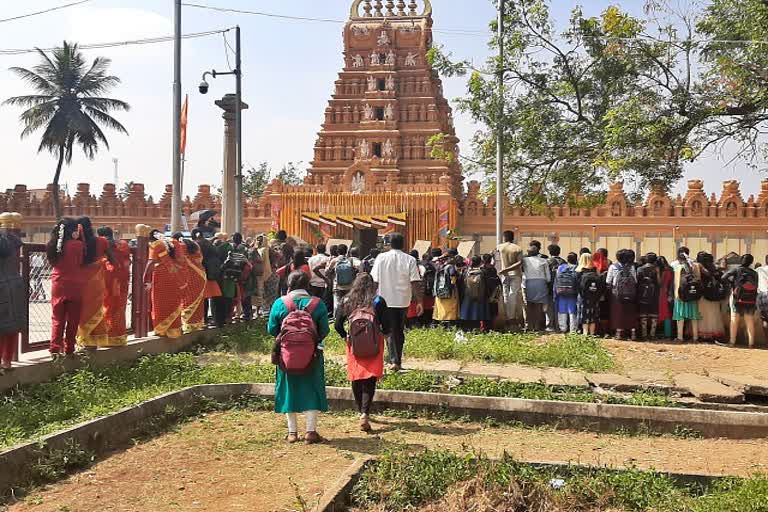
[98,227,131,346]
[143,230,184,339]
[173,235,206,333]
[77,217,113,349]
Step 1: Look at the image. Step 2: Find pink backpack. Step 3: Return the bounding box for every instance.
[276,296,321,375]
[348,306,380,358]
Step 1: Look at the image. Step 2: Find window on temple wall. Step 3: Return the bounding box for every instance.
[377,78,386,91]
[375,107,384,120]
[373,142,383,158]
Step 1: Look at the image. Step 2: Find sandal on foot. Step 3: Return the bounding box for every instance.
[305,431,324,445]
[286,432,299,444]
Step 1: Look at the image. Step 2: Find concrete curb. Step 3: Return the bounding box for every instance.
[314,457,373,512]
[0,328,220,393]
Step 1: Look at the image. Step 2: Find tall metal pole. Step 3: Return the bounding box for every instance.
[171,0,183,232]
[495,0,505,244]
[234,25,243,234]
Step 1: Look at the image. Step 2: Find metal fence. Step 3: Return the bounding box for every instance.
[19,243,140,355]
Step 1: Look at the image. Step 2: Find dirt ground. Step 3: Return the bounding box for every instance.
[605,339,768,378]
[7,410,768,512]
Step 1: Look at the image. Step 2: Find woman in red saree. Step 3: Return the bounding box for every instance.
[98,227,131,346]
[173,234,206,333]
[76,217,113,349]
[144,230,184,338]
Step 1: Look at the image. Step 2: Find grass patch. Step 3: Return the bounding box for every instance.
[352,448,768,512]
[203,321,614,372]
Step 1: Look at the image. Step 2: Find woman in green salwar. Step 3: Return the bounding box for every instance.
[268,271,330,444]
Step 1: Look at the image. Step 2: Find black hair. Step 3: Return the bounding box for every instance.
[276,230,287,241]
[431,248,443,258]
[645,252,658,265]
[46,217,78,264]
[316,243,326,254]
[742,253,754,267]
[292,250,308,268]
[529,240,542,250]
[232,232,243,246]
[447,248,458,257]
[337,244,348,256]
[548,244,561,256]
[410,250,419,260]
[597,248,608,257]
[329,245,338,257]
[679,246,690,255]
[77,216,98,264]
[98,226,115,240]
[182,238,199,255]
[566,252,578,265]
[350,247,359,258]
[657,255,672,271]
[343,273,378,315]
[287,270,309,291]
[470,255,481,268]
[503,230,514,242]
[390,233,405,250]
[455,255,466,267]
[191,228,202,239]
[149,229,176,258]
[619,249,635,265]
[579,247,591,255]
[482,253,492,264]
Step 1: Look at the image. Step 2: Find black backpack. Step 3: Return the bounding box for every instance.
[580,271,604,303]
[636,266,658,306]
[613,265,637,304]
[703,273,728,301]
[221,251,249,281]
[421,261,437,298]
[555,265,577,297]
[434,264,454,299]
[734,269,758,307]
[678,265,703,302]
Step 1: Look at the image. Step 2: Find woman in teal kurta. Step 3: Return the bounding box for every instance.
[268,270,330,444]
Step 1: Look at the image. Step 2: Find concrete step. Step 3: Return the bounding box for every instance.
[674,373,745,404]
[710,373,768,397]
[586,373,641,392]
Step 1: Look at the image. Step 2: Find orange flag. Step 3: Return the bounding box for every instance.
[180,94,189,156]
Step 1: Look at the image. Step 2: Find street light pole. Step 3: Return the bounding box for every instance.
[495,0,505,244]
[234,25,243,234]
[171,0,183,232]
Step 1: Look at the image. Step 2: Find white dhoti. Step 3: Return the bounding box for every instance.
[502,274,523,321]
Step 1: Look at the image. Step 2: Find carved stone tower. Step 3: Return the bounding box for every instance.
[306,0,461,196]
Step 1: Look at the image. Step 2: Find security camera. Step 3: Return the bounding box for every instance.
[198,79,209,94]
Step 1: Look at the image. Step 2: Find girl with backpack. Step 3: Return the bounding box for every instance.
[656,256,675,339]
[334,273,391,432]
[268,270,330,444]
[696,252,727,342]
[673,249,702,342]
[722,254,758,347]
[553,252,579,333]
[636,253,661,340]
[575,253,602,335]
[433,250,460,326]
[460,256,489,332]
[606,249,638,340]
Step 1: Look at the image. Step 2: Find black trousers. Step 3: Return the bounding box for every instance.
[211,296,233,328]
[241,295,253,321]
[351,377,377,415]
[384,307,408,366]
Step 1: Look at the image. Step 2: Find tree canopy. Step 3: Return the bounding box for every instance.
[430,0,768,208]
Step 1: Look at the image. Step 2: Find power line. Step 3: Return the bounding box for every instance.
[0,0,93,24]
[0,29,230,56]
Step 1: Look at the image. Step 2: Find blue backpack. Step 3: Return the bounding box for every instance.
[335,257,357,286]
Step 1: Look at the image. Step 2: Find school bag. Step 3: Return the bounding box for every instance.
[348,303,380,358]
[678,265,703,302]
[703,273,728,301]
[613,265,637,304]
[465,268,486,301]
[420,261,437,298]
[734,269,758,307]
[335,256,356,287]
[273,296,321,375]
[220,251,249,281]
[555,265,577,297]
[434,264,454,299]
[636,266,658,306]
[580,272,604,303]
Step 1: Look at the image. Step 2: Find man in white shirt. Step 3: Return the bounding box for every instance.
[307,243,330,300]
[370,233,423,371]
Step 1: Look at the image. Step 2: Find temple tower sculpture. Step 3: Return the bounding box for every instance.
[307,0,461,195]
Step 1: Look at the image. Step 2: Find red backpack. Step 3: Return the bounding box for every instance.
[348,305,380,358]
[275,296,321,375]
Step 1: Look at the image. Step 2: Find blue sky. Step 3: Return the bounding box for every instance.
[0,0,763,200]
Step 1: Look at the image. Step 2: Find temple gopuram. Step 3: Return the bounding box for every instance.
[4,0,768,261]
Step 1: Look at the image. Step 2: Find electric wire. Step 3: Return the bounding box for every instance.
[0,0,92,24]
[0,29,230,56]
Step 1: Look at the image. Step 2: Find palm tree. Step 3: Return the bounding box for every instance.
[3,41,129,219]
